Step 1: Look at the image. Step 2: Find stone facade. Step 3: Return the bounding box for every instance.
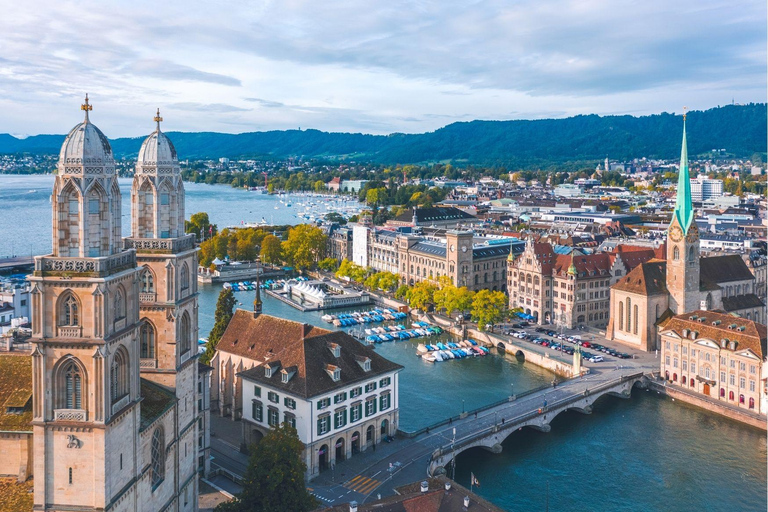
[659,310,767,415]
[24,100,199,511]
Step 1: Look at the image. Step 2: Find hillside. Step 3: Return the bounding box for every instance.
[1,104,764,166]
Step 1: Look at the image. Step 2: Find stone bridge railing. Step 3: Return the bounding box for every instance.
[427,372,646,476]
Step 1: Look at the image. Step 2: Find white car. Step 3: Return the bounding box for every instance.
[589,355,604,363]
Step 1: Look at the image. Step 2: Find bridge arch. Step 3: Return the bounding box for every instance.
[515,350,525,361]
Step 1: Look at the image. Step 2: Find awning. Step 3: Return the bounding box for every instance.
[351,433,359,441]
[335,440,344,448]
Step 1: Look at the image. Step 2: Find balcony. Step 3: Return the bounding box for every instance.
[139,292,157,304]
[57,326,82,338]
[54,409,87,422]
[36,250,136,278]
[124,234,196,255]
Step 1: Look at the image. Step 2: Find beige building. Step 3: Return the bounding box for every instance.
[507,240,658,329]
[659,310,767,415]
[0,99,201,511]
[607,120,765,351]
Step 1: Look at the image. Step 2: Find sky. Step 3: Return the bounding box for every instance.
[1,0,765,137]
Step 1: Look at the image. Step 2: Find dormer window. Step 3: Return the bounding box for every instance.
[281,372,289,383]
[328,343,341,358]
[356,355,371,372]
[325,364,341,382]
[265,367,272,378]
[280,366,297,383]
[264,361,281,379]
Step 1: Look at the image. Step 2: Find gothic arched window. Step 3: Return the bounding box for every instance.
[151,427,165,488]
[110,348,129,402]
[179,312,191,355]
[633,305,639,335]
[140,322,156,359]
[626,298,632,333]
[141,268,154,293]
[180,263,190,291]
[619,301,624,330]
[64,361,82,409]
[114,288,126,322]
[673,246,680,261]
[688,250,695,265]
[59,293,80,326]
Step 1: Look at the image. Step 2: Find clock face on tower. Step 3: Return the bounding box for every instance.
[450,245,455,252]
[461,246,467,253]
[669,226,683,242]
[686,224,699,243]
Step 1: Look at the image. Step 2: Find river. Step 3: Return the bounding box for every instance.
[1,174,765,511]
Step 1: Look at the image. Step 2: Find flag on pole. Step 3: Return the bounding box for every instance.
[471,473,480,487]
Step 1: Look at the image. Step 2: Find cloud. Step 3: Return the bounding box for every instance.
[168,103,251,113]
[0,0,764,136]
[121,59,241,86]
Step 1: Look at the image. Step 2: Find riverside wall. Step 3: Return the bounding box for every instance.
[649,381,767,431]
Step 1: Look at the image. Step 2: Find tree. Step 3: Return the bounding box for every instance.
[394,285,410,300]
[471,290,508,331]
[377,272,400,292]
[260,235,283,265]
[186,212,217,240]
[216,423,316,512]
[324,212,347,225]
[282,225,327,270]
[408,281,437,311]
[313,180,326,193]
[201,288,236,365]
[318,257,339,272]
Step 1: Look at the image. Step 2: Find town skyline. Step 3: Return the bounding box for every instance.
[1,1,765,137]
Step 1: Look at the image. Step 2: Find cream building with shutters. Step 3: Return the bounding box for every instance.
[15,98,201,511]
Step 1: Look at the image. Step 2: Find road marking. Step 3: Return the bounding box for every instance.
[344,476,380,494]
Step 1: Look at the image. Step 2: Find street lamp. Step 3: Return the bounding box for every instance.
[462,399,465,414]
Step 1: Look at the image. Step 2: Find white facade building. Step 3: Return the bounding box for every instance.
[690,174,724,202]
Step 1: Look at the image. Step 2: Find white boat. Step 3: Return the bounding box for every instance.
[433,352,444,362]
[417,344,428,354]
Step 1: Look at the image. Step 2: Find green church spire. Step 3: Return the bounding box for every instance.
[673,111,694,233]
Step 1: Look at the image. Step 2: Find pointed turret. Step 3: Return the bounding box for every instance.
[254,259,263,318]
[673,112,694,234]
[567,250,578,276]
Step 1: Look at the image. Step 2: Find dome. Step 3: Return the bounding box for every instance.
[58,96,114,170]
[136,109,178,171]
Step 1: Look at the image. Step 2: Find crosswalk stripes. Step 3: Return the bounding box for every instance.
[312,493,333,504]
[344,475,380,495]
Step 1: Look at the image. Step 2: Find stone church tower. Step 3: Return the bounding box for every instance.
[29,98,199,511]
[29,96,143,510]
[666,114,702,314]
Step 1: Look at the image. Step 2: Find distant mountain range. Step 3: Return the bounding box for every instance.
[1,104,765,166]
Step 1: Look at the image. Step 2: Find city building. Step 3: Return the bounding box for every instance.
[690,174,724,202]
[327,226,354,262]
[326,177,342,192]
[214,308,402,480]
[607,119,765,351]
[0,281,30,334]
[386,206,479,229]
[507,241,658,328]
[0,99,201,511]
[659,310,766,414]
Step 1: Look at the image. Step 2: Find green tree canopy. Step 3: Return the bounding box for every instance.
[408,281,437,311]
[318,257,339,272]
[471,289,508,331]
[201,288,236,365]
[215,423,316,512]
[281,225,327,270]
[260,234,283,265]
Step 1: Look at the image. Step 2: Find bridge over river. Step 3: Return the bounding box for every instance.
[307,366,653,505]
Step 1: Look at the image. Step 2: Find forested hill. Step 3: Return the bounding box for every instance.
[1,103,765,166]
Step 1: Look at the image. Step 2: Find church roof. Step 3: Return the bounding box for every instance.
[673,118,695,234]
[612,260,668,296]
[0,355,32,432]
[721,294,766,312]
[661,310,767,359]
[137,110,178,169]
[700,255,755,284]
[235,314,402,399]
[139,379,176,431]
[58,98,114,171]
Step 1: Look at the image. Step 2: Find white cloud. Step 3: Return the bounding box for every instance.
[0,0,764,137]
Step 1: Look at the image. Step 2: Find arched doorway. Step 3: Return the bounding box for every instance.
[351,432,360,454]
[335,437,345,462]
[672,373,677,382]
[544,312,551,324]
[318,444,329,471]
[703,383,710,396]
[251,429,264,446]
[665,371,669,380]
[381,419,389,437]
[720,388,725,398]
[682,376,687,385]
[366,425,374,446]
[749,397,755,409]
[729,391,734,401]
